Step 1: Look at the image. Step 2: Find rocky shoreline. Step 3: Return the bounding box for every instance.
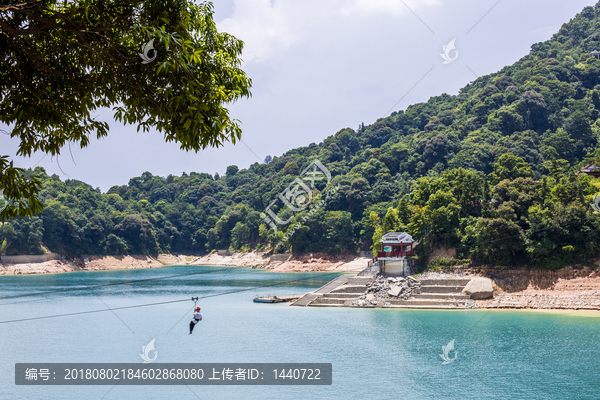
[295,267,600,312]
[353,275,423,306]
[415,268,600,311]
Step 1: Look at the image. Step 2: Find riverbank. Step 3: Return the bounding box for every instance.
[467,266,600,311]
[294,265,600,311]
[0,251,368,275]
[0,255,163,275]
[186,251,369,272]
[369,266,600,311]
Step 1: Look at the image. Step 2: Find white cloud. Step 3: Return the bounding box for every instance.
[218,0,293,63]
[340,0,440,17]
[218,0,440,63]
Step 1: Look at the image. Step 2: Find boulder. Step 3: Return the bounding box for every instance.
[462,278,494,300]
[388,285,402,297]
[366,294,375,301]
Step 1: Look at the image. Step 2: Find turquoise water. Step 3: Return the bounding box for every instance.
[1,265,600,399]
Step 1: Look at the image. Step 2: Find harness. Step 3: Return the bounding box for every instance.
[192,296,201,322]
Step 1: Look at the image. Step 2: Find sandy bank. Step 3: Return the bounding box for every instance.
[188,251,369,273]
[0,251,369,276]
[188,251,271,268]
[269,254,370,273]
[0,255,163,275]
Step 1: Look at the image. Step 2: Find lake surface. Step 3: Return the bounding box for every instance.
[1,265,599,399]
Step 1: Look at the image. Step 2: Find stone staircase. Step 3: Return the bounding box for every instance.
[385,278,473,308]
[303,276,373,307]
[292,275,476,309]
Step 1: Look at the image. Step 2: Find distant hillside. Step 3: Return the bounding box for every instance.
[2,2,600,269]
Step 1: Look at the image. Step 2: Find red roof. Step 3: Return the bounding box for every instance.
[579,164,600,176]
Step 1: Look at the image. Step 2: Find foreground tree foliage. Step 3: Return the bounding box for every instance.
[0,0,251,218]
[3,2,600,270]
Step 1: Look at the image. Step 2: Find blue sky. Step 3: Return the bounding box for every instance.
[1,0,597,191]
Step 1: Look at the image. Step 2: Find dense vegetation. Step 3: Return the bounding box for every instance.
[3,3,600,269]
[0,0,251,219]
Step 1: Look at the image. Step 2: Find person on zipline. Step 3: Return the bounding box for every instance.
[189,307,202,335]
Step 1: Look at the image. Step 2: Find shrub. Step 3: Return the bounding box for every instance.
[427,256,471,271]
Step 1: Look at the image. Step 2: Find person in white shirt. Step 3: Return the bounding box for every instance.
[189,307,203,335]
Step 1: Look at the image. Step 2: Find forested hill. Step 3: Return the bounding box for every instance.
[2,3,600,269]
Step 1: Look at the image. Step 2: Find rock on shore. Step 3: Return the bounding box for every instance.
[462,277,494,299]
[352,275,422,307]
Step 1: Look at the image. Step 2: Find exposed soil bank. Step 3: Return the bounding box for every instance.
[188,251,369,273]
[0,255,163,275]
[450,266,600,311]
[0,251,368,275]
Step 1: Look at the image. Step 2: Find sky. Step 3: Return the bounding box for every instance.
[1,0,598,191]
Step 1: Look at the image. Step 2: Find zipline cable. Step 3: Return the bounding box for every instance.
[0,272,341,325]
[0,267,234,307]
[0,298,191,325]
[0,267,231,301]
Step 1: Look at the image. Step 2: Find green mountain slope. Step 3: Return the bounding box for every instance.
[2,2,600,269]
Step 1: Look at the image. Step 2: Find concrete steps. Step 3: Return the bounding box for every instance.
[419,278,472,286]
[309,297,357,307]
[311,297,347,305]
[420,285,467,294]
[309,303,345,307]
[321,293,361,298]
[331,285,369,294]
[386,277,473,309]
[413,293,470,300]
[388,299,467,307]
[314,275,351,293]
[295,272,476,310]
[294,273,370,307]
[310,292,362,307]
[291,293,320,306]
[346,277,374,286]
[383,304,470,309]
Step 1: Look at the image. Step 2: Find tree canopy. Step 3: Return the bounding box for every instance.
[0,0,251,219]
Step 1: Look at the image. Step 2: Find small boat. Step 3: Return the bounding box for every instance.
[253,295,300,303]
